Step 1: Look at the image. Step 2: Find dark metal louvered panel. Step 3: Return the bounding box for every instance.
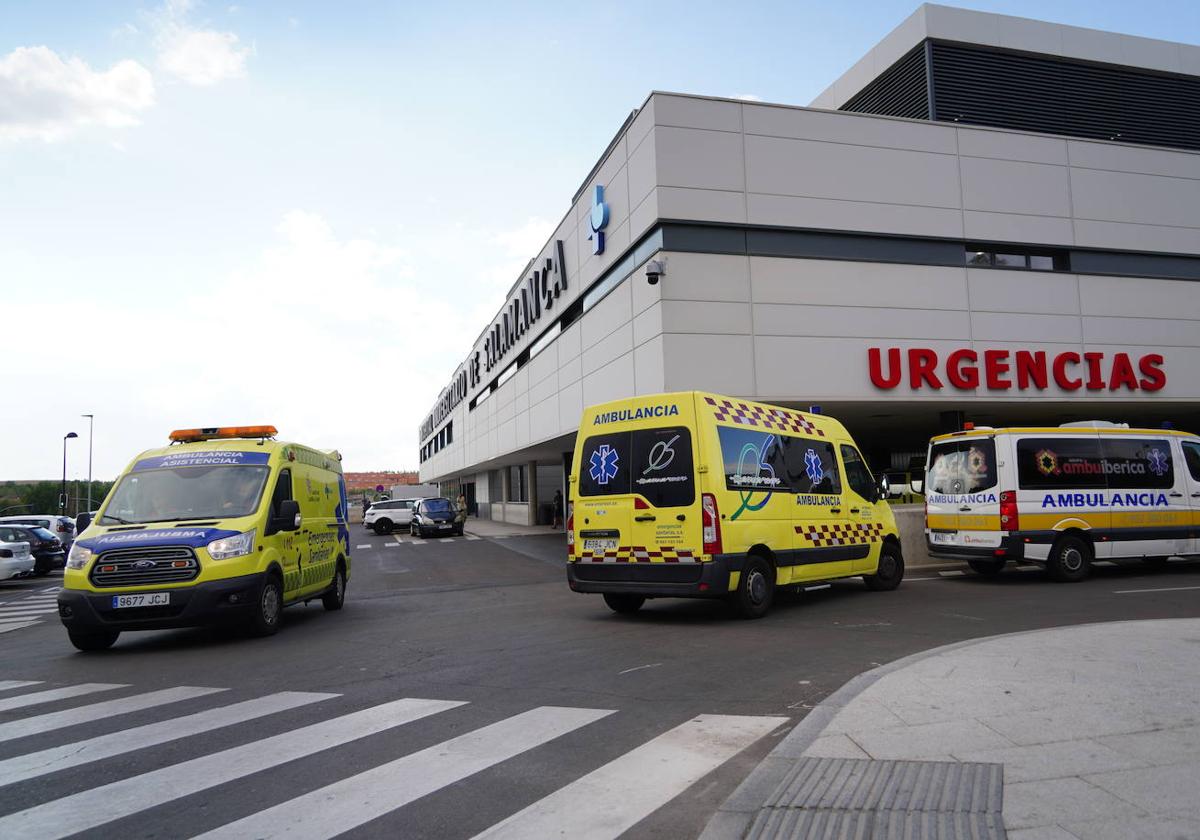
[841,43,930,121]
[930,41,1200,151]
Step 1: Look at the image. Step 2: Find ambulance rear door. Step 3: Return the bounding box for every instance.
[925,435,1001,552]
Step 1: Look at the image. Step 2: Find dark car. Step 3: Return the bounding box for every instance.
[0,515,75,551]
[0,525,65,576]
[410,497,462,538]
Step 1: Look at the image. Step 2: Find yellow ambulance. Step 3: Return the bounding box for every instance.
[59,426,350,651]
[920,421,1200,581]
[567,392,903,618]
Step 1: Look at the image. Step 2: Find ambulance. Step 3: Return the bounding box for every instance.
[920,422,1200,581]
[58,426,351,651]
[567,391,903,618]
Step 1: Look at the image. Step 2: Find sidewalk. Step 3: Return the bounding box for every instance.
[463,517,565,538]
[704,619,1200,839]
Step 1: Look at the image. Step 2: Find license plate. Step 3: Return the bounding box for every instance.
[438,523,451,529]
[931,532,957,544]
[583,538,618,552]
[112,592,170,609]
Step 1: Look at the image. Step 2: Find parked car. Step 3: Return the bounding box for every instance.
[364,498,421,535]
[0,525,65,576]
[0,537,34,581]
[0,515,75,550]
[410,497,462,538]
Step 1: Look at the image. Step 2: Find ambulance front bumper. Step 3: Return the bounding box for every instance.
[57,572,265,632]
[567,556,736,598]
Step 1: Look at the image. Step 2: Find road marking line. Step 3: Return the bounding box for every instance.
[0,686,228,743]
[618,663,661,676]
[385,542,401,548]
[0,681,42,693]
[0,683,127,714]
[0,604,57,612]
[0,691,336,787]
[355,544,371,550]
[472,714,788,840]
[0,615,51,624]
[1113,585,1200,595]
[0,622,39,634]
[40,587,60,593]
[903,576,940,581]
[465,535,481,541]
[196,705,613,840]
[0,697,464,840]
[409,540,428,546]
[938,570,966,577]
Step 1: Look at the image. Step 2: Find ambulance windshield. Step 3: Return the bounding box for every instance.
[101,466,270,524]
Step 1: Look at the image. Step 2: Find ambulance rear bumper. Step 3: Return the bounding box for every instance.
[926,535,1025,562]
[567,556,735,598]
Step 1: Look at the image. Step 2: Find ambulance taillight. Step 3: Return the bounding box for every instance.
[565,502,574,557]
[702,493,722,556]
[1000,490,1019,532]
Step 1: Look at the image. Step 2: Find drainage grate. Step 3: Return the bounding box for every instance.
[747,757,1005,840]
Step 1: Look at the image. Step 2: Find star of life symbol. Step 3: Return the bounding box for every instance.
[1147,448,1169,477]
[804,448,824,484]
[589,444,620,485]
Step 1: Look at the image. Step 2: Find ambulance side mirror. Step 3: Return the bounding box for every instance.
[274,500,302,533]
[910,477,924,495]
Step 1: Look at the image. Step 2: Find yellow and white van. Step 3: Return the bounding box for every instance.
[567,392,903,618]
[921,422,1200,581]
[59,426,351,651]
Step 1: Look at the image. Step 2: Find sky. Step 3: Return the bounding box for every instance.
[3,0,1198,481]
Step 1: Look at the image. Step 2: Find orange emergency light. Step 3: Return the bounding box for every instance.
[169,425,278,442]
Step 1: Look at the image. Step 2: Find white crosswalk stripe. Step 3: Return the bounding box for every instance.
[0,622,38,634]
[355,544,371,549]
[473,714,788,840]
[465,534,482,540]
[0,679,785,840]
[196,706,614,840]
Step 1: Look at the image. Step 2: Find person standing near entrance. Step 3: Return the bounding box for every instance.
[456,492,467,526]
[552,489,564,529]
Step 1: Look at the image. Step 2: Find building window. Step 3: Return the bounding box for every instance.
[508,465,527,502]
[964,247,1068,271]
[488,469,503,501]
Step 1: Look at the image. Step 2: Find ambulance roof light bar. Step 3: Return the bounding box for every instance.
[169,425,278,443]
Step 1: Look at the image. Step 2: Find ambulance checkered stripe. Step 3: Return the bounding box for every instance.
[796,522,885,547]
[703,396,824,437]
[0,678,784,840]
[576,546,698,563]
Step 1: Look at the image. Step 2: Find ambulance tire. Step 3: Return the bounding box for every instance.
[864,543,904,591]
[68,629,119,652]
[373,519,393,535]
[248,573,283,636]
[732,555,774,619]
[967,558,1006,576]
[603,594,645,614]
[322,563,346,611]
[1142,556,1170,571]
[1047,535,1091,583]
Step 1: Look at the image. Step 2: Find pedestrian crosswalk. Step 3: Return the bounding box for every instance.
[0,587,61,635]
[0,679,786,840]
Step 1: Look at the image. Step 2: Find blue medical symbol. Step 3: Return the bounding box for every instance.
[1147,448,1169,477]
[804,448,825,484]
[589,444,620,485]
[324,483,333,499]
[587,185,609,255]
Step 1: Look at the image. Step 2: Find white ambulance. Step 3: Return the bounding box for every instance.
[919,422,1200,581]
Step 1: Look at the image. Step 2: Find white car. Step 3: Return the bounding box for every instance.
[0,539,34,581]
[363,498,423,535]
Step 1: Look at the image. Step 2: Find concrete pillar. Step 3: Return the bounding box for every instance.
[526,460,538,526]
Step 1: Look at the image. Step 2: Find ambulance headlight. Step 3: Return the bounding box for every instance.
[66,544,93,570]
[207,529,256,560]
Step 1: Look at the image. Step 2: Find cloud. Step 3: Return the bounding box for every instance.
[0,46,155,141]
[154,0,251,86]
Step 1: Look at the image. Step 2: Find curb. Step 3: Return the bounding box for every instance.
[699,618,1181,840]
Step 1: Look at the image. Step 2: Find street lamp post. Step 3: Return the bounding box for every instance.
[82,414,94,512]
[61,432,78,514]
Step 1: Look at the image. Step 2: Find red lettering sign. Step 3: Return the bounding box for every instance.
[867,348,1167,392]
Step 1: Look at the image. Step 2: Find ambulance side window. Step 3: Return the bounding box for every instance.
[783,438,842,496]
[839,445,876,501]
[269,469,293,518]
[1101,438,1174,490]
[1183,442,1200,482]
[1016,438,1103,489]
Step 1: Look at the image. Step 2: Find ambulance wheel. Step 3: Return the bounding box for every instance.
[373,519,392,535]
[322,564,346,611]
[1047,535,1091,583]
[1142,556,1170,571]
[967,558,1006,576]
[864,543,904,591]
[68,629,119,652]
[603,594,645,614]
[732,555,774,619]
[248,573,283,636]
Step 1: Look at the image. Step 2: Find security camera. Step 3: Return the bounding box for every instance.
[645,259,665,285]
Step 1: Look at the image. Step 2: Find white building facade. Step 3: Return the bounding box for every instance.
[420,4,1200,525]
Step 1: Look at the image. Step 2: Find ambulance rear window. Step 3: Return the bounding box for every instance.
[927,440,998,495]
[579,427,695,507]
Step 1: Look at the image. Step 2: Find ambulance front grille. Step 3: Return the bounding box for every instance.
[90,546,200,587]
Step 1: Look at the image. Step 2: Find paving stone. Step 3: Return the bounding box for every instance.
[953,738,1149,783]
[1061,813,1200,840]
[851,718,1015,760]
[802,733,871,760]
[1083,760,1200,815]
[1003,777,1146,830]
[1005,826,1081,840]
[1096,724,1200,767]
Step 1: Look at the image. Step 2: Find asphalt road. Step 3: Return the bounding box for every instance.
[0,532,1198,839]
